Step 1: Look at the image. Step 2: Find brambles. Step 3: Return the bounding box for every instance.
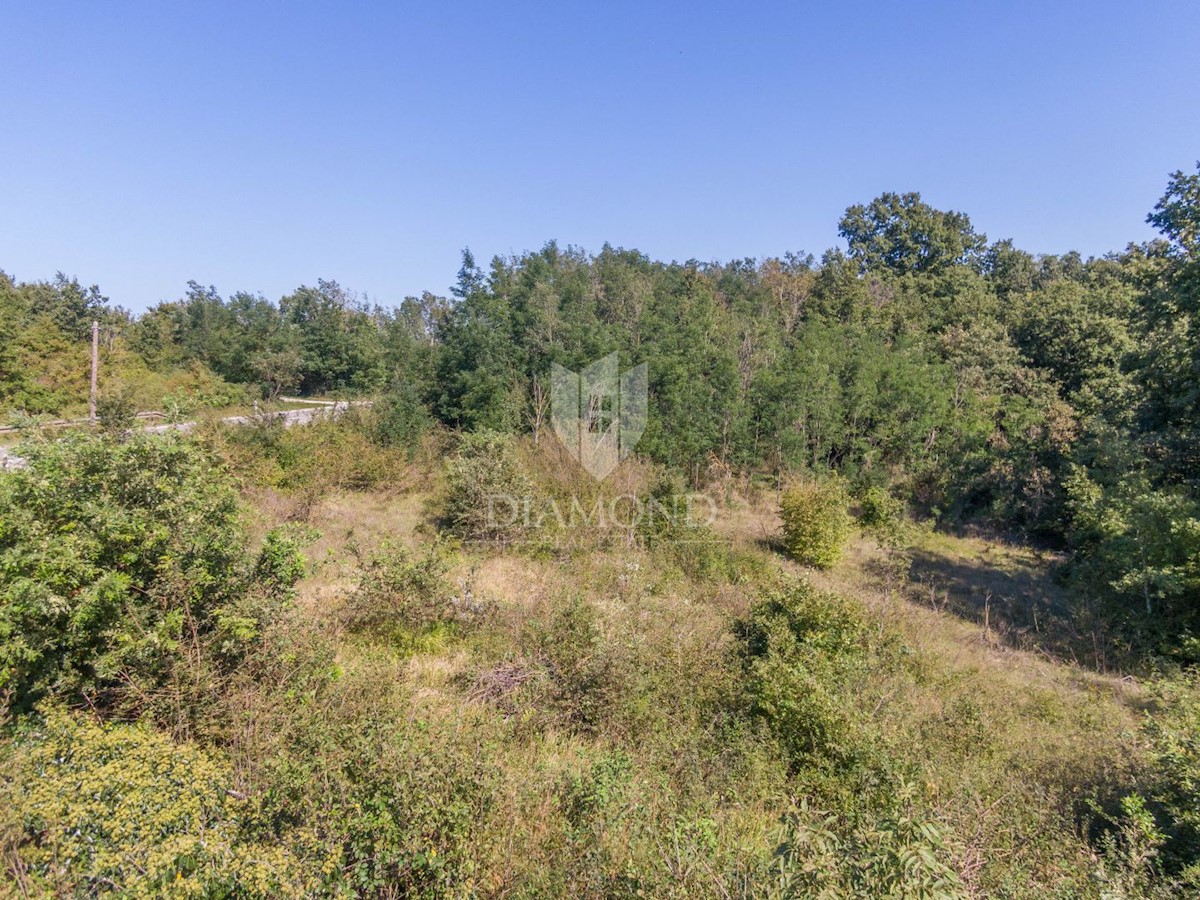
[341,540,456,633]
[779,478,853,568]
[527,595,625,732]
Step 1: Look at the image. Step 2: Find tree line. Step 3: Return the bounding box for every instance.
[2,165,1198,660]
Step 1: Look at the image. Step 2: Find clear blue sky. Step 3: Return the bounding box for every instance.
[2,1,1198,311]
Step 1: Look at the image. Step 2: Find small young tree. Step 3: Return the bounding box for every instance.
[439,431,533,543]
[372,382,433,455]
[859,485,903,531]
[251,346,303,401]
[780,477,853,568]
[342,541,451,632]
[95,384,138,434]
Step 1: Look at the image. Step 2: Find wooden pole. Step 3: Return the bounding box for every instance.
[89,320,99,423]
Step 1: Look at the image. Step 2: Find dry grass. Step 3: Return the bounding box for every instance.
[233,476,1151,897]
[290,484,1143,738]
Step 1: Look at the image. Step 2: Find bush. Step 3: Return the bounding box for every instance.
[1063,467,1200,662]
[95,384,138,434]
[780,478,853,568]
[253,523,319,600]
[637,470,692,546]
[0,708,323,896]
[859,485,904,531]
[1089,794,1170,898]
[439,430,534,543]
[0,433,301,718]
[373,382,434,455]
[341,540,455,633]
[205,414,411,515]
[241,670,493,898]
[735,580,873,767]
[771,796,966,899]
[1139,678,1200,887]
[527,596,624,732]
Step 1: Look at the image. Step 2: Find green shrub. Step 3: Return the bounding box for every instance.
[770,797,966,899]
[859,485,904,531]
[661,536,771,584]
[0,708,323,897]
[637,470,691,546]
[439,430,534,543]
[527,596,624,732]
[551,749,637,892]
[252,523,319,600]
[558,749,633,830]
[373,382,433,455]
[0,433,300,717]
[95,384,138,434]
[1063,467,1200,662]
[735,580,872,767]
[242,671,492,898]
[780,478,853,568]
[1089,794,1170,898]
[1140,678,1200,887]
[342,540,455,633]
[205,413,411,512]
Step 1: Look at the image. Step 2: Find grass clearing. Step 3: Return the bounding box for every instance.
[244,477,1153,896]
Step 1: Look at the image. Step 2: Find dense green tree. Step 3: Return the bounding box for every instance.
[434,254,524,430]
[636,264,740,478]
[984,239,1039,299]
[1135,164,1200,485]
[134,284,290,390]
[281,279,384,395]
[838,191,986,275]
[23,272,109,339]
[1009,279,1137,417]
[0,271,29,405]
[1148,163,1200,259]
[750,322,956,482]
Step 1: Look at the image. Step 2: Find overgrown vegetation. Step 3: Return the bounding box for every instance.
[0,433,301,724]
[2,166,1200,895]
[779,479,854,568]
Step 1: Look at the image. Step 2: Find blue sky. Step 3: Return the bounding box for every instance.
[2,1,1198,310]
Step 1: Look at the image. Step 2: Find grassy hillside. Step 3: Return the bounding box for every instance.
[7,419,1171,897]
[273,483,1145,896]
[6,156,1200,894]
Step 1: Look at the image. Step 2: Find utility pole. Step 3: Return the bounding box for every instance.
[89,320,99,423]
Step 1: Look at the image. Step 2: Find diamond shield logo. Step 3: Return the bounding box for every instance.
[551,353,647,480]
